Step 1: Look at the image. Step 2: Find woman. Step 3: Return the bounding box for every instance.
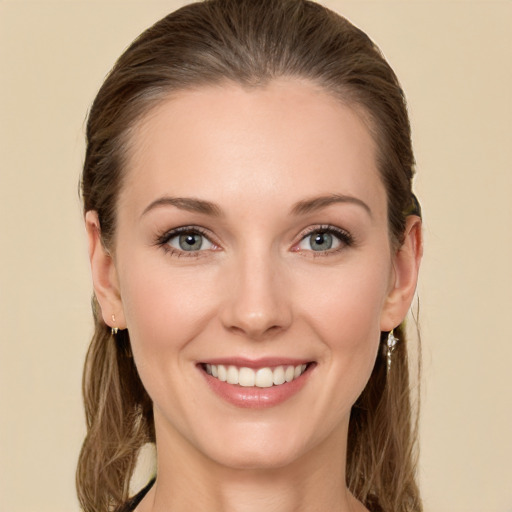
[77,0,423,511]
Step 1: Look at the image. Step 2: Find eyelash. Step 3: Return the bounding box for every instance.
[155,226,216,258]
[294,225,354,257]
[155,224,354,258]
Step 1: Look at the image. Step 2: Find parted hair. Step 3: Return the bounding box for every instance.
[77,1,422,511]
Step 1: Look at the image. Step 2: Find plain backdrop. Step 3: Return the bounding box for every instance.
[1,1,511,511]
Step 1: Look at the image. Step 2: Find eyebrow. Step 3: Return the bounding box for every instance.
[141,196,222,217]
[291,194,372,217]
[141,193,372,219]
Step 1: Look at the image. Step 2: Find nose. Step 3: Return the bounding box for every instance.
[219,251,293,340]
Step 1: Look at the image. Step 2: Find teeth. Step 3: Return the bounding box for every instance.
[272,366,285,385]
[227,365,239,385]
[255,367,273,388]
[239,367,255,387]
[217,364,227,382]
[206,363,308,388]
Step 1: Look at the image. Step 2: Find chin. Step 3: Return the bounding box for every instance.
[196,425,317,472]
[210,445,301,472]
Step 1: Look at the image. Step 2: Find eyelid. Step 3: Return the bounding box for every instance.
[292,224,354,254]
[154,223,353,257]
[155,225,220,256]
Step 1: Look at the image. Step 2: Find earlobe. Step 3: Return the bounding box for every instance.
[85,211,126,330]
[380,215,423,332]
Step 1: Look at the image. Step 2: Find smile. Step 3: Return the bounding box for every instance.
[200,359,315,408]
[204,363,308,388]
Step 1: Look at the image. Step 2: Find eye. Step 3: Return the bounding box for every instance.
[167,231,213,252]
[295,227,352,253]
[156,227,217,255]
[298,231,340,251]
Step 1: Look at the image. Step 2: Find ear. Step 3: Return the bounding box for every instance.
[380,215,423,332]
[85,211,126,330]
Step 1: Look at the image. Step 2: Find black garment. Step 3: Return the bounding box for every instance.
[116,478,156,512]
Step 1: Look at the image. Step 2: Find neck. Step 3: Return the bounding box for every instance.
[139,420,367,512]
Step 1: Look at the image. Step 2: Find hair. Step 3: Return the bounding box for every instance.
[77,1,422,511]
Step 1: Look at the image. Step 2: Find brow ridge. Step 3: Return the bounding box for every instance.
[142,193,371,218]
[141,196,222,217]
[291,194,372,217]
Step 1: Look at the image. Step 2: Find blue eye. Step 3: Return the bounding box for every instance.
[165,230,214,252]
[297,227,351,252]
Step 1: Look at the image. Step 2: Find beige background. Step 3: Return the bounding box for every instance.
[1,1,511,511]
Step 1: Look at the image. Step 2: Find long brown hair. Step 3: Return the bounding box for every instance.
[78,1,422,510]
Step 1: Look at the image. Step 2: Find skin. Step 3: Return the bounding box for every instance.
[86,79,422,512]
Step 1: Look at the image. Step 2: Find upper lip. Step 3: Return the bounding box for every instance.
[199,357,313,369]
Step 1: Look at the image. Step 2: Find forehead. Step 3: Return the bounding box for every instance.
[120,79,385,218]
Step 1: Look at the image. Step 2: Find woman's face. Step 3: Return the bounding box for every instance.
[89,79,418,470]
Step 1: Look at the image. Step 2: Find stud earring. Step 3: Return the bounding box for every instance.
[111,314,119,336]
[386,330,398,372]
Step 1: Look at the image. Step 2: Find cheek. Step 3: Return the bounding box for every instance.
[294,256,391,385]
[117,255,219,367]
[298,257,391,338]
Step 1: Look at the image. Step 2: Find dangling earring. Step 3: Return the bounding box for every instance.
[111,314,119,336]
[386,330,398,372]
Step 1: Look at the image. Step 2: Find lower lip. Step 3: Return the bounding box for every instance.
[200,365,314,409]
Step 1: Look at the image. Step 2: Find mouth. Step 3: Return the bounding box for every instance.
[201,362,311,388]
[198,359,315,408]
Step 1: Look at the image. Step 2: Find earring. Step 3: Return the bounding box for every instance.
[386,330,398,372]
[111,314,119,336]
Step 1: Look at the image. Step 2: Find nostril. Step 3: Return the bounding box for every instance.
[227,323,284,340]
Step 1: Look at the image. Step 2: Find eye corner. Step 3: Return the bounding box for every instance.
[292,225,354,256]
[154,225,220,258]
